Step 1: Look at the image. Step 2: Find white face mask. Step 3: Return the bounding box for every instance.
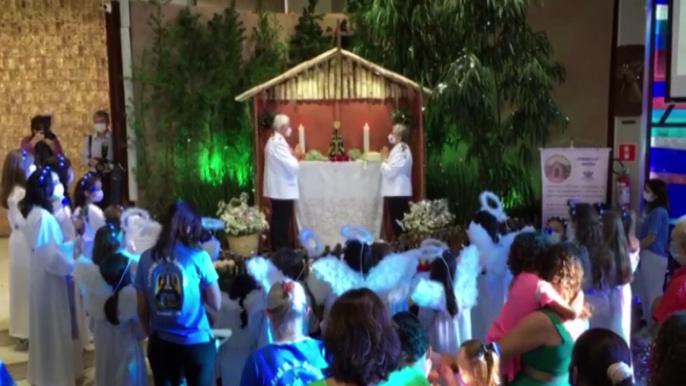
[388,134,397,145]
[548,232,562,243]
[91,190,104,203]
[67,169,75,185]
[94,123,107,133]
[26,164,37,179]
[643,191,655,203]
[284,127,292,137]
[52,183,65,201]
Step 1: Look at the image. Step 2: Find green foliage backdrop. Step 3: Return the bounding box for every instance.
[131,0,287,217]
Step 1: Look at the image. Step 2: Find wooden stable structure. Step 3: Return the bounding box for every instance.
[236,46,430,245]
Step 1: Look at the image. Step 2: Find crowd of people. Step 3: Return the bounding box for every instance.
[1,111,685,386]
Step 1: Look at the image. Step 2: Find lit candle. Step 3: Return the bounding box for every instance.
[363,123,370,154]
[298,124,306,153]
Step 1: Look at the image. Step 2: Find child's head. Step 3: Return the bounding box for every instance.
[1,149,35,209]
[99,252,133,326]
[266,280,310,339]
[104,205,124,228]
[651,312,686,386]
[392,311,431,377]
[92,222,123,266]
[343,239,375,275]
[271,248,308,281]
[539,243,585,303]
[545,217,567,242]
[429,250,459,317]
[507,231,550,277]
[570,203,614,289]
[73,172,103,208]
[457,339,500,386]
[571,329,633,386]
[44,155,74,206]
[671,216,686,266]
[21,167,58,217]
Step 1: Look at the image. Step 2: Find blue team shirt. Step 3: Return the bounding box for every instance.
[133,242,218,345]
[239,338,327,386]
[639,207,670,257]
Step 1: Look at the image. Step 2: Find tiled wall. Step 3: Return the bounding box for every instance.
[651,0,686,219]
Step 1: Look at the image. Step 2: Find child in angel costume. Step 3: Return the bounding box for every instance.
[486,231,581,382]
[246,247,324,348]
[73,172,107,252]
[311,226,419,324]
[22,167,82,386]
[1,149,36,350]
[215,274,262,386]
[410,239,480,356]
[73,251,147,386]
[468,192,534,340]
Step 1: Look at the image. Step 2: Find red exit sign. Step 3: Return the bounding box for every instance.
[618,143,636,162]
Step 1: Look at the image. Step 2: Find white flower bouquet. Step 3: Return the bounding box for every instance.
[398,199,455,233]
[217,192,269,237]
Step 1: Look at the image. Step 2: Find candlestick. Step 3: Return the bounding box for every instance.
[363,123,370,154]
[298,124,306,153]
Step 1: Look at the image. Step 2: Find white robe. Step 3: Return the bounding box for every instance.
[73,259,147,386]
[76,204,106,259]
[8,186,30,339]
[24,207,81,386]
[215,292,261,386]
[410,245,480,356]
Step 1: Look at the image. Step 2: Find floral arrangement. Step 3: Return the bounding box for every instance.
[214,257,246,293]
[217,193,269,236]
[398,199,455,233]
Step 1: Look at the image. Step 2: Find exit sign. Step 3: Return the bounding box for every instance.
[618,144,636,162]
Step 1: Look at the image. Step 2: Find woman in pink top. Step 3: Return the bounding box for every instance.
[486,232,581,382]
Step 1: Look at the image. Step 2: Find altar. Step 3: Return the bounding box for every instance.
[296,160,383,247]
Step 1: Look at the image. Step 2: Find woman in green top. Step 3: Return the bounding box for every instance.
[308,289,429,386]
[498,243,589,386]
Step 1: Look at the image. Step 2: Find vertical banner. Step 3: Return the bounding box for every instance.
[540,147,612,222]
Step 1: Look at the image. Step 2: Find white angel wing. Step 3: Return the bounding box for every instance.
[246,256,285,292]
[468,221,509,276]
[73,257,110,320]
[312,256,364,297]
[410,272,447,311]
[366,250,419,298]
[88,204,106,232]
[454,245,480,310]
[305,271,332,305]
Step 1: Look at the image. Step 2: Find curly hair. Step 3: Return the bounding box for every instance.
[650,312,686,386]
[507,231,551,277]
[571,203,615,289]
[539,243,585,305]
[323,288,401,385]
[393,311,429,366]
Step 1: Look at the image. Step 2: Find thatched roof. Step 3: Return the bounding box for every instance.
[235,48,432,102]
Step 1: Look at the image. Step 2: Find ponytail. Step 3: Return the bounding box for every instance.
[607,362,634,386]
[443,279,458,317]
[104,289,123,325]
[459,339,501,386]
[484,348,500,386]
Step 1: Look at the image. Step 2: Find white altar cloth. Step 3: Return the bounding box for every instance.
[296,161,383,247]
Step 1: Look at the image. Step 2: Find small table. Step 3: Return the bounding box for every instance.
[296,160,383,247]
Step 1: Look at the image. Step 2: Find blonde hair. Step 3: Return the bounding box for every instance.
[459,339,501,386]
[672,216,686,254]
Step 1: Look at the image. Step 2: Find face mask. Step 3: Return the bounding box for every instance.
[52,183,65,201]
[548,232,562,243]
[67,169,75,185]
[643,191,655,203]
[284,127,292,137]
[94,123,107,133]
[91,190,104,203]
[26,164,37,179]
[388,134,397,145]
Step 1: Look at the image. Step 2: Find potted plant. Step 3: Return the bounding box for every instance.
[217,193,269,258]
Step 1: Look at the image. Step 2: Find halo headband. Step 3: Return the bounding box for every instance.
[479,191,507,222]
[299,227,323,258]
[419,238,449,262]
[121,207,151,235]
[340,225,374,245]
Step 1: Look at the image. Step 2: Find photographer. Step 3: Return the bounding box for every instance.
[82,110,114,207]
[21,115,64,158]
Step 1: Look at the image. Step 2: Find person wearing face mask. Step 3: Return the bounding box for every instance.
[73,172,107,245]
[263,113,302,250]
[21,167,82,386]
[82,110,114,206]
[380,123,413,239]
[635,178,671,330]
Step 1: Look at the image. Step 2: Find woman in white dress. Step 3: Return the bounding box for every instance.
[0,149,35,350]
[22,167,80,386]
[410,243,480,356]
[74,251,147,386]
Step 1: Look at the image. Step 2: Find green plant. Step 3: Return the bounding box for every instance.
[288,0,331,65]
[131,2,253,217]
[349,0,568,214]
[245,0,288,87]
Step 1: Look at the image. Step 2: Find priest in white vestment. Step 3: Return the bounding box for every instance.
[381,123,413,239]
